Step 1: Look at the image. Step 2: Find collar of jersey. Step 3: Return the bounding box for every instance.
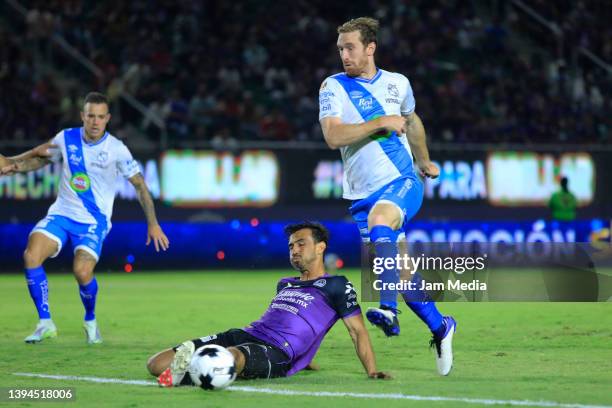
[289,273,331,283]
[351,68,382,84]
[80,127,109,146]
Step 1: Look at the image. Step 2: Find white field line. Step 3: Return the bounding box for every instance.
[12,372,611,408]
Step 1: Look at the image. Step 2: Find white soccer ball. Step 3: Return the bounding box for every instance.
[188,345,237,390]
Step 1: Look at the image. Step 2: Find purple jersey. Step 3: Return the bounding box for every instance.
[244,274,360,376]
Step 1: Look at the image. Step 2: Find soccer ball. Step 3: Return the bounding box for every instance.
[188,345,237,390]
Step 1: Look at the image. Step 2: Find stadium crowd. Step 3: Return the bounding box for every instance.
[0,0,609,145]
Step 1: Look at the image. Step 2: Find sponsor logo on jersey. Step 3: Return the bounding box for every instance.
[358,96,373,111]
[385,98,401,104]
[313,279,327,288]
[70,172,91,193]
[69,153,83,166]
[387,83,399,97]
[199,334,218,343]
[68,144,78,153]
[349,90,364,99]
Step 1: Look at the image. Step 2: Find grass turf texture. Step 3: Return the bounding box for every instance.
[0,270,611,408]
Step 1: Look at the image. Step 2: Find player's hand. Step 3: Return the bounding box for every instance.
[368,371,392,380]
[377,115,406,135]
[305,362,320,371]
[146,224,170,252]
[416,160,440,179]
[32,142,58,158]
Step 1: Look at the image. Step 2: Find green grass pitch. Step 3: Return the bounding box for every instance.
[0,270,611,407]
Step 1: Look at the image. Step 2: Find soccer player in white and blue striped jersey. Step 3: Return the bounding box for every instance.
[319,17,456,375]
[0,92,169,344]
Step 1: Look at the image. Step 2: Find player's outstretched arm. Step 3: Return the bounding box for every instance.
[403,112,439,179]
[320,116,405,149]
[128,173,170,252]
[343,313,392,379]
[0,141,57,175]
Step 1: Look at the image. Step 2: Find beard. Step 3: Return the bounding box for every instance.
[290,255,314,272]
[343,58,367,77]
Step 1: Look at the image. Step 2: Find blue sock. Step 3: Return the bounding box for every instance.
[79,278,98,321]
[370,225,399,310]
[25,266,51,319]
[400,272,444,333]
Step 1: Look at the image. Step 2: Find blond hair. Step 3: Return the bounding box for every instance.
[337,17,379,46]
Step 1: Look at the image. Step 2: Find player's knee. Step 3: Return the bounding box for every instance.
[367,214,398,230]
[23,248,43,268]
[73,265,94,283]
[368,204,402,230]
[146,355,161,376]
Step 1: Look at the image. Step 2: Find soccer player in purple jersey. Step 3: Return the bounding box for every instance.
[148,222,390,386]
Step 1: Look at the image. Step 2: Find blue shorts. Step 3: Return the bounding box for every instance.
[349,176,424,242]
[30,215,108,261]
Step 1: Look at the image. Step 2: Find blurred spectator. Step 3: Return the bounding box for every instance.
[0,0,609,145]
[549,176,578,221]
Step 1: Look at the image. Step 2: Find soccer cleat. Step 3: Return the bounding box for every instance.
[24,320,57,343]
[430,316,457,376]
[158,341,195,387]
[84,320,103,344]
[366,306,400,337]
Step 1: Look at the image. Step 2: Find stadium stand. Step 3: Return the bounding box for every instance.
[0,0,609,145]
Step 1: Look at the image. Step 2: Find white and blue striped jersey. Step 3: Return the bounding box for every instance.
[46,127,140,231]
[319,69,417,199]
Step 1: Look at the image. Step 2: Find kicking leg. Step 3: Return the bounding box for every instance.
[365,201,403,336]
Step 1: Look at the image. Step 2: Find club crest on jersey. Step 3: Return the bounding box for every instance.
[70,172,91,193]
[387,83,399,97]
[97,151,109,164]
[313,279,327,288]
[91,151,109,169]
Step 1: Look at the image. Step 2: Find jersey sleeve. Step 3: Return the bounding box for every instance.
[318,78,344,120]
[400,75,416,115]
[328,276,361,318]
[48,131,64,163]
[115,143,141,179]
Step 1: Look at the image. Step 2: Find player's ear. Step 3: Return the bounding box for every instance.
[316,241,327,256]
[367,42,376,56]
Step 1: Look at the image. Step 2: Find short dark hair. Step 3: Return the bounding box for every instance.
[284,221,330,245]
[337,17,379,46]
[83,92,108,106]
